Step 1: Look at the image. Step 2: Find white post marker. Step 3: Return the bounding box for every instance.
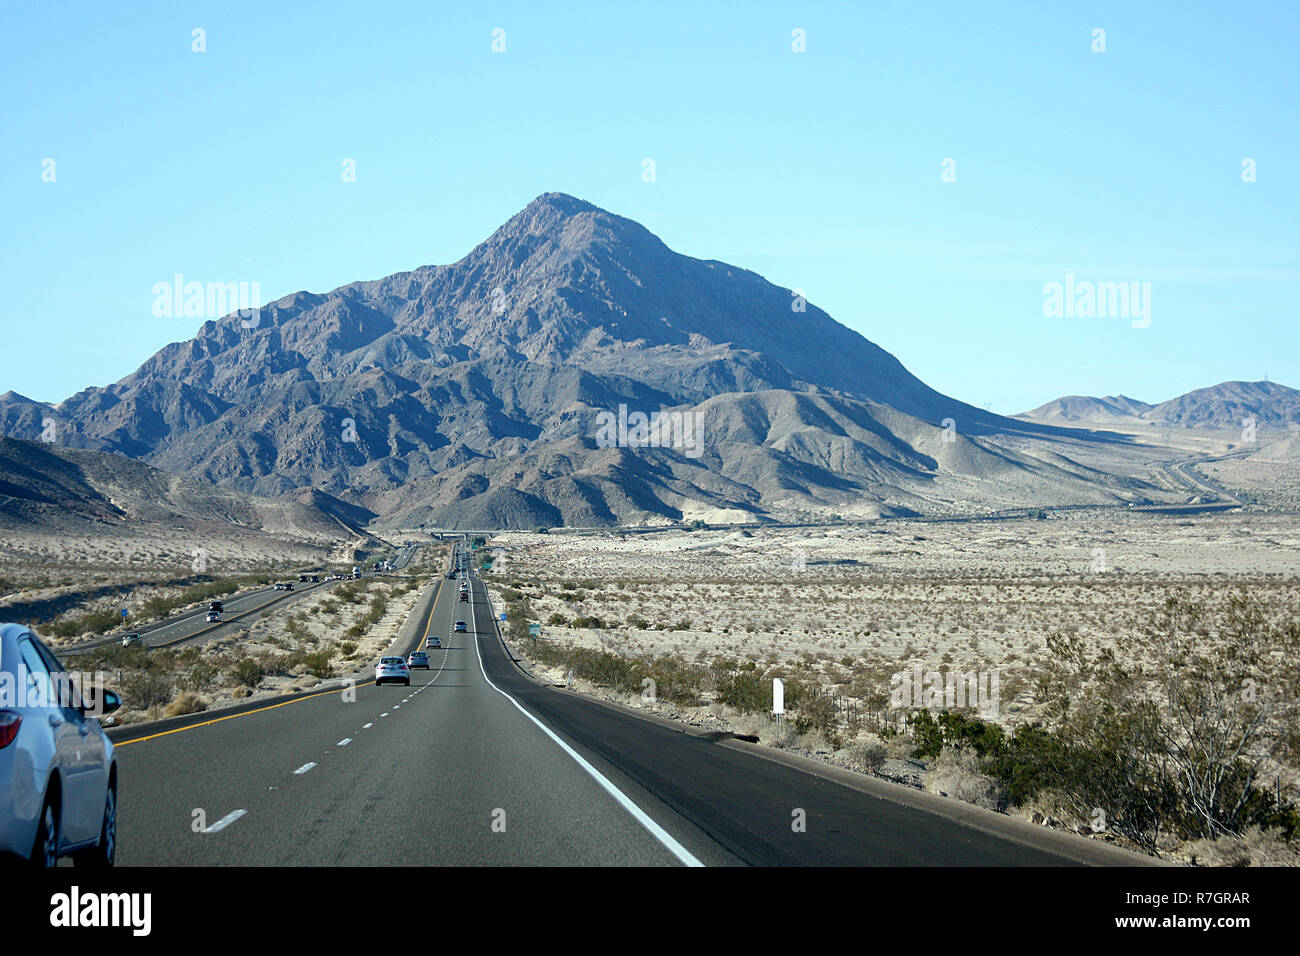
[773,677,784,735]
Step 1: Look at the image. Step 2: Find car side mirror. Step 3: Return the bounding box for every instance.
[85,689,122,716]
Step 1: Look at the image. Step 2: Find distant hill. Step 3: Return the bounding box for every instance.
[1147,381,1300,429]
[0,436,371,541]
[1018,394,1154,426]
[1019,381,1300,431]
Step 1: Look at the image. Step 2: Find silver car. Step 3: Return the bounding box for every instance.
[0,623,121,866]
[374,656,410,686]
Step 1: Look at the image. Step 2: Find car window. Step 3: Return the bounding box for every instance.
[18,638,58,710]
[31,637,84,715]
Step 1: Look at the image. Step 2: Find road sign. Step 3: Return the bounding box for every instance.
[499,613,507,622]
[529,623,541,637]
[121,608,128,619]
[772,678,784,715]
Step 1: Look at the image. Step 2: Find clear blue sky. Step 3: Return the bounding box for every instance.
[2,0,1296,413]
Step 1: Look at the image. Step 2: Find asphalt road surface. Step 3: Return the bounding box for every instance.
[108,549,1154,866]
[63,578,337,656]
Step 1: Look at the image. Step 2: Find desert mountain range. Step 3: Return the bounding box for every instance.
[2,194,1296,530]
[1018,380,1300,430]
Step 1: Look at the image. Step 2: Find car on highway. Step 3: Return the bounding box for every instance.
[459,591,468,602]
[120,633,141,648]
[208,601,223,614]
[427,636,441,649]
[454,621,467,633]
[374,657,410,686]
[205,610,221,623]
[408,651,429,669]
[0,623,121,866]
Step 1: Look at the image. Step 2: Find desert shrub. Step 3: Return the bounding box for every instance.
[1027,592,1300,850]
[642,656,709,706]
[335,581,367,604]
[230,657,267,688]
[1182,825,1300,867]
[927,747,1008,811]
[715,669,770,713]
[46,607,122,638]
[530,642,642,696]
[178,658,219,692]
[121,670,174,710]
[300,647,334,678]
[793,692,838,738]
[164,692,208,718]
[845,736,889,774]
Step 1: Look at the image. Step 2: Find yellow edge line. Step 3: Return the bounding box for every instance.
[113,681,375,747]
[117,574,445,747]
[418,578,443,651]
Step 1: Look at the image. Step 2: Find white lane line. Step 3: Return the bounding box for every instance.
[202,809,247,834]
[337,738,352,746]
[363,722,373,729]
[380,712,389,718]
[466,583,704,868]
[293,762,317,775]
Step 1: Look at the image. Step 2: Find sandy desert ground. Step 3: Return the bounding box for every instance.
[484,512,1298,681]
[480,511,1299,861]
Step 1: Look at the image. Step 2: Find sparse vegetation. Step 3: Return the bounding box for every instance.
[479,523,1300,863]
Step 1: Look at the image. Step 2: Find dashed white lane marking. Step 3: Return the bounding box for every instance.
[380,713,389,718]
[337,738,352,746]
[202,809,247,833]
[293,762,317,775]
[363,722,373,729]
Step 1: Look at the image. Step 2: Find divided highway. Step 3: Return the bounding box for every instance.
[63,577,337,656]
[106,548,1158,866]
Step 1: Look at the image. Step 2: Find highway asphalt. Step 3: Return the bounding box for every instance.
[106,547,1158,866]
[62,577,338,656]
